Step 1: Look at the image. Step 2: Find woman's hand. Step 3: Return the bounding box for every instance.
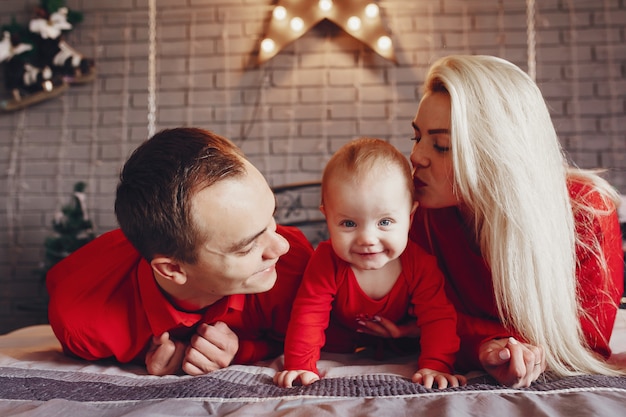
[478,337,545,387]
[412,368,467,389]
[274,369,320,388]
[355,314,421,339]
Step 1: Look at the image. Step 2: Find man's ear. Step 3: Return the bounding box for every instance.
[150,256,187,285]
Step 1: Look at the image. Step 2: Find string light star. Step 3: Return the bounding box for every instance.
[258,0,396,65]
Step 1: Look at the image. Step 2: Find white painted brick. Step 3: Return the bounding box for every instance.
[301,120,356,137]
[562,27,621,44]
[0,0,624,333]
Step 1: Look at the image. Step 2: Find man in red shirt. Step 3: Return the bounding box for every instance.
[47,128,313,376]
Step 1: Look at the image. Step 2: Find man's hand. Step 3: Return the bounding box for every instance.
[355,314,421,339]
[145,332,186,376]
[274,369,320,388]
[412,368,467,389]
[479,337,545,388]
[182,321,239,375]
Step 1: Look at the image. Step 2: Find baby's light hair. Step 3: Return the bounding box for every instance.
[321,137,413,208]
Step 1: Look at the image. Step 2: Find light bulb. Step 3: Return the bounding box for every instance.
[318,0,333,12]
[273,6,287,20]
[377,35,392,50]
[365,3,379,18]
[347,16,361,31]
[290,17,304,32]
[261,38,275,53]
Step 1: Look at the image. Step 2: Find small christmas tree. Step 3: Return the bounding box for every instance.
[40,181,95,279]
[22,182,95,315]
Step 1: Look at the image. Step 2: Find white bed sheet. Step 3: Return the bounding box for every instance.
[0,310,624,416]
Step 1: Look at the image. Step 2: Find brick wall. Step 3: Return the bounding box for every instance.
[0,0,624,333]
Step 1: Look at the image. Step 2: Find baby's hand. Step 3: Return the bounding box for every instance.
[274,369,320,388]
[411,368,467,389]
[355,314,421,339]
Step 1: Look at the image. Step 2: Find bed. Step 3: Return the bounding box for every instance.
[0,309,625,416]
[2,184,623,416]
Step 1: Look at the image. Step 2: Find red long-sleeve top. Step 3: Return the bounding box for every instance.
[283,240,459,376]
[47,226,313,365]
[409,179,624,371]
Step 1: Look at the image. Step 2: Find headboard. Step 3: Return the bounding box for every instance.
[272,180,328,247]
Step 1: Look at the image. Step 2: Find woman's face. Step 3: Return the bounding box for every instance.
[409,92,460,209]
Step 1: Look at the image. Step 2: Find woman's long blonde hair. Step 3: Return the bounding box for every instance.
[424,55,622,376]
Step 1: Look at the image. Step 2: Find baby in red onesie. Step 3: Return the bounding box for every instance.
[274,138,464,389]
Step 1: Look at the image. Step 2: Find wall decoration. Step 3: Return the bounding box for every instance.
[20,181,96,314]
[0,0,95,112]
[38,181,95,282]
[257,0,396,65]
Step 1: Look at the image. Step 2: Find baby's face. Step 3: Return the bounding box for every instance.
[322,167,414,272]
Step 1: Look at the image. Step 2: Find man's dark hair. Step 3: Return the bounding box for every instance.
[115,128,246,263]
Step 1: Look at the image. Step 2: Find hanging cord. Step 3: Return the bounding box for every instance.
[602,0,618,170]
[147,0,157,137]
[56,89,69,208]
[6,111,26,286]
[497,0,505,57]
[387,5,398,146]
[221,11,231,138]
[526,0,537,81]
[121,13,131,161]
[565,0,581,155]
[322,33,329,158]
[186,11,196,126]
[88,13,100,218]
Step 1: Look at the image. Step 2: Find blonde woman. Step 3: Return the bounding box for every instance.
[402,55,623,387]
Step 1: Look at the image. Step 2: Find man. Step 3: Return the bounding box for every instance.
[47,128,313,376]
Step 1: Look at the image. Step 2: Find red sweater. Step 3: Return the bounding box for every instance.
[284,240,459,375]
[47,226,313,365]
[409,180,624,371]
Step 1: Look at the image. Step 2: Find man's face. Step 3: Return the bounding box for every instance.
[182,160,290,298]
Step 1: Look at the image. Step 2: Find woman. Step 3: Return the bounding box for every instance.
[408,55,624,387]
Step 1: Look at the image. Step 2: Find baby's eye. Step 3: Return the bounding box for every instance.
[379,219,392,227]
[340,220,356,228]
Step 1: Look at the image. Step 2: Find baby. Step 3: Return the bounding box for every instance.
[274,137,464,389]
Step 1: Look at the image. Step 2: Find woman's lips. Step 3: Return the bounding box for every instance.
[414,177,427,188]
